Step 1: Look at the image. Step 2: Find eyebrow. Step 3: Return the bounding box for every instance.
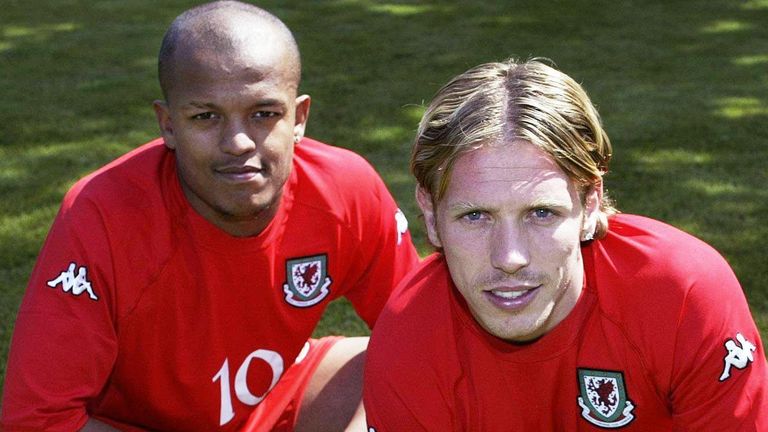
[528,197,572,209]
[249,98,288,109]
[445,201,485,213]
[184,98,288,110]
[445,197,573,214]
[185,101,218,110]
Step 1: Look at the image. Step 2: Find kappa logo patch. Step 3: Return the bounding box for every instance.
[282,255,332,307]
[395,208,408,245]
[47,262,99,300]
[720,332,756,381]
[577,368,635,428]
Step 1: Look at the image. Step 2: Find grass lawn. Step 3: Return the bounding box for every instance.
[2,0,767,398]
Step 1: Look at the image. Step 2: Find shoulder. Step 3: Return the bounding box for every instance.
[592,214,736,295]
[292,137,387,198]
[587,213,743,336]
[53,138,178,273]
[290,137,402,238]
[366,254,464,420]
[62,139,170,216]
[602,214,724,259]
[369,254,453,361]
[585,214,757,392]
[26,139,177,319]
[364,255,460,428]
[589,214,740,314]
[587,213,747,352]
[294,137,376,171]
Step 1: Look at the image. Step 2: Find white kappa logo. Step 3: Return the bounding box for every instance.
[395,208,408,245]
[47,262,99,300]
[719,332,756,381]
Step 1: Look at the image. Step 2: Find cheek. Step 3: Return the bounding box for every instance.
[268,143,295,174]
[261,128,295,156]
[173,130,215,160]
[264,117,297,142]
[439,225,489,284]
[443,252,477,298]
[437,220,476,256]
[174,147,210,178]
[537,226,583,272]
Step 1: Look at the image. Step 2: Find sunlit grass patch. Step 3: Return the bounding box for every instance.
[701,19,752,33]
[714,97,768,119]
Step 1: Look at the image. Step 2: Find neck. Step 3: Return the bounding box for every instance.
[213,204,280,237]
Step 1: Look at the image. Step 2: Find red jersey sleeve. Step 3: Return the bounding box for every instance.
[364,369,454,432]
[364,256,456,432]
[364,319,455,432]
[668,247,767,430]
[341,169,419,328]
[1,186,118,431]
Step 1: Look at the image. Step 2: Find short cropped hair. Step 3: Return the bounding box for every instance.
[411,59,616,238]
[157,0,301,101]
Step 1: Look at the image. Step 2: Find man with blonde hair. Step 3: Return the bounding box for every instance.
[2,1,418,430]
[364,59,767,430]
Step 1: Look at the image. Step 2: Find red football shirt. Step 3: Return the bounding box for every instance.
[2,138,419,431]
[365,214,767,431]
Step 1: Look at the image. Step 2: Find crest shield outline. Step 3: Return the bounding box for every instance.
[577,368,635,428]
[282,255,332,307]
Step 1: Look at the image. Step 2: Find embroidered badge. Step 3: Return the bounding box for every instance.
[282,255,331,307]
[577,368,635,428]
[719,332,756,381]
[47,262,99,300]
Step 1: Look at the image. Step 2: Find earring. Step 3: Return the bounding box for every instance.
[293,135,301,143]
[581,231,594,242]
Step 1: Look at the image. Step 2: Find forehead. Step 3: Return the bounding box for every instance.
[442,141,578,205]
[166,23,298,100]
[170,49,296,104]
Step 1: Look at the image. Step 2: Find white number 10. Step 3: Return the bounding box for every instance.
[212,349,285,426]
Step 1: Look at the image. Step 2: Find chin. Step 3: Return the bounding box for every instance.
[491,316,548,343]
[225,191,277,213]
[230,205,272,220]
[495,329,542,344]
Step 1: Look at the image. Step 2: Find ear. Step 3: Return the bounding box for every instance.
[581,180,603,241]
[292,94,311,143]
[153,100,176,150]
[416,186,442,248]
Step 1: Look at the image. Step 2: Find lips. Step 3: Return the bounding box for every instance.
[215,164,266,182]
[493,290,528,299]
[484,285,540,310]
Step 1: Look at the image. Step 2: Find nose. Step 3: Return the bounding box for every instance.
[220,120,256,156]
[490,220,530,274]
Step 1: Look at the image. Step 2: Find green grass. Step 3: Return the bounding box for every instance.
[2,0,767,398]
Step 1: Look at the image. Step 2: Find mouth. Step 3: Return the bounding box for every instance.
[215,165,267,183]
[484,285,540,310]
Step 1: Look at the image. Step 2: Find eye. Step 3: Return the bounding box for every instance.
[253,111,280,119]
[528,207,559,225]
[191,112,218,120]
[533,208,554,219]
[460,210,487,223]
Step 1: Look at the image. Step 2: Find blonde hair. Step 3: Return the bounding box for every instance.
[411,58,616,238]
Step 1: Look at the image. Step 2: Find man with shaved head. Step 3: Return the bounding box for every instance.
[1,2,418,431]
